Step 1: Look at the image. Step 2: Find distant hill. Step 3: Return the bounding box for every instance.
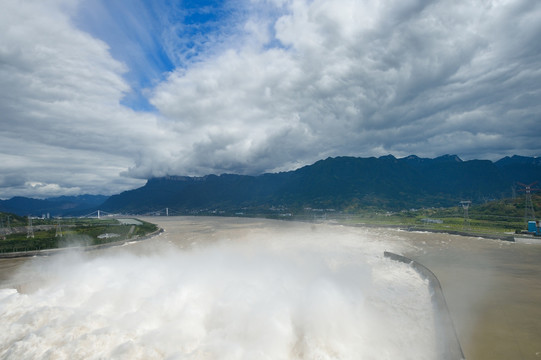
[0,195,108,217]
[101,155,541,213]
[0,211,27,226]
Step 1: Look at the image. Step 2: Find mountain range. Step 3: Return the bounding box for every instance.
[2,155,539,216]
[101,154,541,214]
[0,195,108,217]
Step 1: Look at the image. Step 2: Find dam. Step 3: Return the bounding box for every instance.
[1,217,540,359]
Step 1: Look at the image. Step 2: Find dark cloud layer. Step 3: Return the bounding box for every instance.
[1,0,540,198]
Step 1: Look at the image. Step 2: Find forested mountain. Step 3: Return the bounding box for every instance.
[101,155,541,213]
[3,155,539,216]
[0,195,108,217]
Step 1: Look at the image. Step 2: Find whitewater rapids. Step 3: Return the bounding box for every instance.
[0,218,436,359]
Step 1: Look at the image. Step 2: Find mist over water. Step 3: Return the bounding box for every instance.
[0,219,437,359]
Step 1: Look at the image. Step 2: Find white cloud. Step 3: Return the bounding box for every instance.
[0,0,164,198]
[0,0,540,198]
[147,0,540,176]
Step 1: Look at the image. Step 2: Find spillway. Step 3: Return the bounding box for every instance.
[0,217,464,359]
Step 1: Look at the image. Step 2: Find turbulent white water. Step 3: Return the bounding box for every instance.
[0,220,437,359]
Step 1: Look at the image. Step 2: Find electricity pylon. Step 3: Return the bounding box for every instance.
[518,182,539,221]
[55,221,63,237]
[460,200,471,230]
[5,216,11,235]
[27,217,34,238]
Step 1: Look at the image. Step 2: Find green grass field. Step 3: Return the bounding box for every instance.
[324,207,526,237]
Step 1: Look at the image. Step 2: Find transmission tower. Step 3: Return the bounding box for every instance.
[27,217,34,238]
[518,182,539,221]
[55,221,63,237]
[511,183,517,200]
[460,200,471,230]
[5,215,11,235]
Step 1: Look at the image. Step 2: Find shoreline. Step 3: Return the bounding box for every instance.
[400,226,516,242]
[330,221,517,242]
[0,214,526,259]
[0,228,164,259]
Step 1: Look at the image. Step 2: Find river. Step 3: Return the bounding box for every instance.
[1,216,540,359]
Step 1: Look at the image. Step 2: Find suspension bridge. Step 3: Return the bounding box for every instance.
[80,207,184,218]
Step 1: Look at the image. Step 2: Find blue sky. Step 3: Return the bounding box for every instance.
[1,0,540,198]
[73,0,243,110]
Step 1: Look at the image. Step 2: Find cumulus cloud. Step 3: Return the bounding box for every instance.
[145,0,541,176]
[0,0,167,198]
[0,0,540,198]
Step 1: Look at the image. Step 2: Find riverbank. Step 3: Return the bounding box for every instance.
[2,216,540,359]
[401,226,516,242]
[326,219,517,242]
[0,228,164,259]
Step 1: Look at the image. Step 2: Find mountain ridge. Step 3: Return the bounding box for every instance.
[101,154,541,213]
[0,195,108,217]
[2,155,539,216]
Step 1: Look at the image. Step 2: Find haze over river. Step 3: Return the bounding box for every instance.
[1,217,540,359]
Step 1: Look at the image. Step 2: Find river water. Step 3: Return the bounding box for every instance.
[400,229,541,360]
[1,217,540,359]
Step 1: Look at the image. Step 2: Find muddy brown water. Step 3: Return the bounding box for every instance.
[1,217,540,359]
[399,230,541,360]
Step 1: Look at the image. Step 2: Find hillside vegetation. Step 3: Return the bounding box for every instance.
[102,154,541,215]
[330,194,540,235]
[0,217,158,254]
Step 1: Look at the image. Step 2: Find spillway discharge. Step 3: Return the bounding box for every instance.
[0,224,438,359]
